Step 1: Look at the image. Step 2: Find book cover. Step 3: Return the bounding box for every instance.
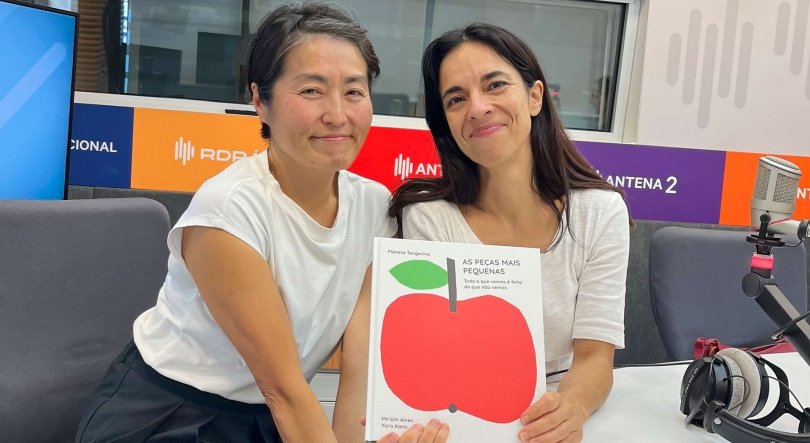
[365,237,546,442]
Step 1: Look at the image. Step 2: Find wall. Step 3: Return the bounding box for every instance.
[67,102,810,227]
[64,0,810,227]
[634,0,810,156]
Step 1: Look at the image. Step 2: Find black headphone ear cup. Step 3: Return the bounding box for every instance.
[681,357,731,424]
[681,358,712,420]
[716,348,763,419]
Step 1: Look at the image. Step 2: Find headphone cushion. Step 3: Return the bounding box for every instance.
[713,353,745,417]
[717,348,761,418]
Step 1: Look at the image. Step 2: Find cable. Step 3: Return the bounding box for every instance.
[725,374,751,413]
[546,360,692,378]
[615,361,693,368]
[764,375,806,412]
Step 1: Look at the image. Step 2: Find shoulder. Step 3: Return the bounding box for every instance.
[168,157,272,265]
[401,200,464,242]
[568,188,628,225]
[342,172,397,238]
[180,156,270,224]
[402,199,459,221]
[342,171,391,207]
[567,188,630,249]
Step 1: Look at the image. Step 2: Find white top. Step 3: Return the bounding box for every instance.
[401,189,630,377]
[133,151,397,404]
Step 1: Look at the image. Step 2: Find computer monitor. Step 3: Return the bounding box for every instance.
[0,0,78,200]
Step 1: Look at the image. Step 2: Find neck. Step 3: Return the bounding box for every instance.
[475,142,548,222]
[267,146,339,218]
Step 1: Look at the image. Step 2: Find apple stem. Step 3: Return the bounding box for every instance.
[447,258,457,313]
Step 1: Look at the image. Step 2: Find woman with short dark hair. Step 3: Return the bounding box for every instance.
[75,4,447,443]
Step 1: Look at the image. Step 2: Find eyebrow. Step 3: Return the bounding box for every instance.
[293,73,328,84]
[292,73,369,86]
[344,75,369,86]
[441,71,512,101]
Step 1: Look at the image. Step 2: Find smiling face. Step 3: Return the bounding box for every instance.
[438,42,543,170]
[251,35,373,172]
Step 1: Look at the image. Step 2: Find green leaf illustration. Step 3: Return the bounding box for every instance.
[389,260,448,290]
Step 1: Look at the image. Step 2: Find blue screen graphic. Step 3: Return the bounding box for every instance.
[0,2,76,199]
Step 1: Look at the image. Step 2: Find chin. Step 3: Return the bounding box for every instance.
[462,146,507,169]
[307,146,357,170]
[316,154,357,172]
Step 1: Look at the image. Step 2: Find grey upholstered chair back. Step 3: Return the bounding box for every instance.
[0,198,170,443]
[649,226,808,361]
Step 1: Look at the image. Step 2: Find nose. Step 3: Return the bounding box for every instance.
[322,93,348,127]
[467,91,493,121]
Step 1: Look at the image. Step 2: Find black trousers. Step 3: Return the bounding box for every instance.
[75,341,281,443]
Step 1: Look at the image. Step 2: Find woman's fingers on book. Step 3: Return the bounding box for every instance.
[433,422,451,442]
[359,415,366,426]
[518,391,584,443]
[379,433,401,443]
[395,418,449,443]
[521,391,563,425]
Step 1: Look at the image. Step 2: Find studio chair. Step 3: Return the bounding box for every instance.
[0,198,171,442]
[649,226,808,361]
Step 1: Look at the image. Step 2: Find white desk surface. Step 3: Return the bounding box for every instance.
[311,354,809,440]
[578,353,810,442]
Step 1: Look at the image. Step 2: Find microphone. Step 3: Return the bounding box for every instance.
[750,156,809,240]
[744,155,810,368]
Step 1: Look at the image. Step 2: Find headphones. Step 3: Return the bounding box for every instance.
[681,348,810,442]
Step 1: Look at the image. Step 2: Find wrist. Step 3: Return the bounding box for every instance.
[559,388,590,423]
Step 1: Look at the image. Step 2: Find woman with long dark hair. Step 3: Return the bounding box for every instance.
[391,23,632,443]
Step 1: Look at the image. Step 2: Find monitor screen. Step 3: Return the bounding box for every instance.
[0,0,78,200]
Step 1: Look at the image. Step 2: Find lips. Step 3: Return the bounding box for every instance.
[470,123,505,138]
[313,134,351,142]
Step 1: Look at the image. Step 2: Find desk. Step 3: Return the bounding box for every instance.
[580,353,810,442]
[310,353,809,440]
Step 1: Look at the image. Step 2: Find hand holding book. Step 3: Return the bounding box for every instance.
[516,391,586,443]
[360,415,450,443]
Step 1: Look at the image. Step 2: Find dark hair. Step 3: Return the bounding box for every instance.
[247,2,380,139]
[389,23,633,248]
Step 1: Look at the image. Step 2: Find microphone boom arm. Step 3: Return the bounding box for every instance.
[744,213,810,368]
[742,274,810,367]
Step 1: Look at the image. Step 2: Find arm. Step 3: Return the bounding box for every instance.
[518,194,630,443]
[516,341,615,443]
[182,226,338,443]
[556,339,615,419]
[332,265,372,443]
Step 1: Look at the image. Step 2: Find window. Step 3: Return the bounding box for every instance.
[40,0,626,132]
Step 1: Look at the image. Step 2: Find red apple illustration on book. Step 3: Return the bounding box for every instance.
[380,258,537,424]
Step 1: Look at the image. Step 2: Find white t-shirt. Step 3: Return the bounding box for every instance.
[401,189,629,378]
[133,151,396,404]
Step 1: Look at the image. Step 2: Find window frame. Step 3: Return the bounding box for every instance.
[74,0,641,142]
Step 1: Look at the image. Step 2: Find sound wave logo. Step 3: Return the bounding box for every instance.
[666,0,810,129]
[394,154,414,180]
[175,137,195,165]
[775,0,810,91]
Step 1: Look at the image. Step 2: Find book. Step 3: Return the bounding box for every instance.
[365,237,546,443]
